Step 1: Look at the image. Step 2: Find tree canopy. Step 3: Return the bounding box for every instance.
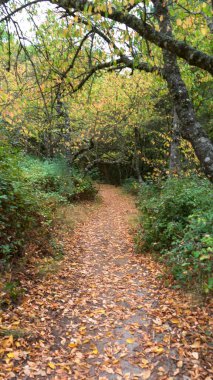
[0,0,212,180]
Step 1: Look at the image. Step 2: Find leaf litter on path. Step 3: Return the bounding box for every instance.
[0,185,212,379]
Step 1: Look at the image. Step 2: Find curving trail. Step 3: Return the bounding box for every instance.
[0,185,212,380]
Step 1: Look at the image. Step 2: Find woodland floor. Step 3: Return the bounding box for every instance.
[0,185,212,380]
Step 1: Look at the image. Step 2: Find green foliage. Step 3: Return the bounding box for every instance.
[3,280,25,304]
[122,178,141,195]
[0,146,96,264]
[164,213,213,293]
[0,146,43,261]
[137,177,213,292]
[67,169,97,201]
[20,157,97,202]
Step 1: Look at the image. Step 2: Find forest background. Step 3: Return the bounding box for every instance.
[0,0,212,298]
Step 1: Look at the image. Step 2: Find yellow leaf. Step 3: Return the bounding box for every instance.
[108,5,113,14]
[126,338,135,344]
[68,342,78,348]
[48,362,55,369]
[63,28,69,37]
[87,5,93,14]
[7,352,14,359]
[142,358,149,365]
[2,335,13,348]
[95,14,102,21]
[171,318,179,324]
[176,19,182,26]
[94,309,105,314]
[191,341,201,348]
[92,348,98,355]
[201,27,207,36]
[152,346,164,354]
[12,320,20,326]
[0,348,5,357]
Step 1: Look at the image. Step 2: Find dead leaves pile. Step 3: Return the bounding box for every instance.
[0,185,212,379]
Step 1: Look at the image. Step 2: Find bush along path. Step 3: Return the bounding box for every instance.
[0,185,212,380]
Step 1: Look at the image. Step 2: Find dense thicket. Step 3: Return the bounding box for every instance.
[0,143,96,264]
[135,177,213,292]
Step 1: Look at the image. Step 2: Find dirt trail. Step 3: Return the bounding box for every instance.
[0,185,212,380]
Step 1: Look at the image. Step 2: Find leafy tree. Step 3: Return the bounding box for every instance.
[1,0,212,179]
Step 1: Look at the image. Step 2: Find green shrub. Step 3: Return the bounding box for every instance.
[137,177,213,292]
[0,148,96,264]
[163,212,213,292]
[20,157,97,201]
[123,177,141,195]
[0,146,44,261]
[3,280,25,304]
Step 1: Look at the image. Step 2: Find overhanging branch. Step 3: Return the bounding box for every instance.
[59,0,213,75]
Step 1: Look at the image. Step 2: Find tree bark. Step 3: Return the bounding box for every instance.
[134,127,144,184]
[169,106,181,175]
[152,0,213,182]
[55,89,73,162]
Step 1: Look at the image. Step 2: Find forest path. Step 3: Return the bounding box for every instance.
[0,185,211,380]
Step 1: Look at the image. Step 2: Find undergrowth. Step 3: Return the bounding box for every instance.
[136,176,213,294]
[122,177,141,195]
[0,144,97,267]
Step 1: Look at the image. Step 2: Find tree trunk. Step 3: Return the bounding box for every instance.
[169,106,181,175]
[55,89,73,162]
[153,0,213,182]
[134,127,144,184]
[163,54,213,182]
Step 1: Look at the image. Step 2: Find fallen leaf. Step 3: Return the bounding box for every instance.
[68,342,78,348]
[191,352,199,359]
[7,352,15,359]
[170,318,179,324]
[153,317,162,326]
[48,362,55,369]
[142,369,151,379]
[152,346,164,354]
[2,335,13,348]
[177,360,183,368]
[126,338,135,344]
[141,358,149,365]
[191,341,201,348]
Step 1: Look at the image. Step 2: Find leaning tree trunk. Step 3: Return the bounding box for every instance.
[169,106,181,175]
[152,0,213,182]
